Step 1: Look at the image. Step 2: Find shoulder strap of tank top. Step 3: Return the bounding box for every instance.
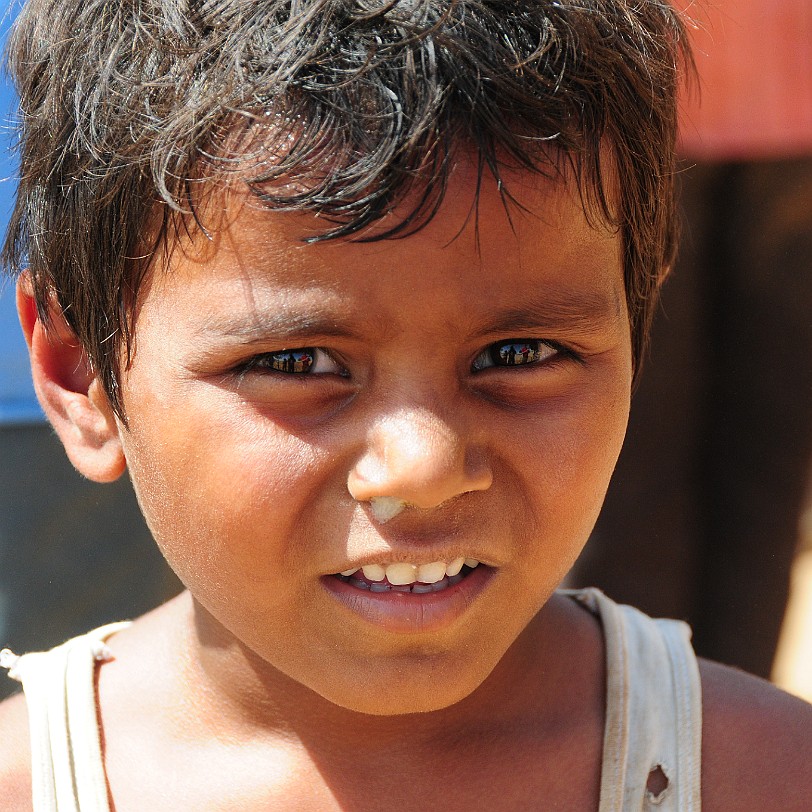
[569,588,702,812]
[1,622,131,812]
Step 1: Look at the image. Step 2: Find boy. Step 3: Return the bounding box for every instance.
[0,0,810,809]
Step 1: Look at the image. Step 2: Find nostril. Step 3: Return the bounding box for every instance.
[347,409,492,508]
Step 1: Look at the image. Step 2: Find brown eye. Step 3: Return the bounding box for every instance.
[264,348,315,373]
[244,347,346,376]
[472,339,557,371]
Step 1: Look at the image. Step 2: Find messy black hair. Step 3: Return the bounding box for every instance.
[3,0,691,418]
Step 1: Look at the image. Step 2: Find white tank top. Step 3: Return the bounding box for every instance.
[2,589,702,811]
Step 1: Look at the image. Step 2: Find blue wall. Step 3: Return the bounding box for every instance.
[0,0,42,423]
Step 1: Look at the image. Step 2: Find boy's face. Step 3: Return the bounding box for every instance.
[115,163,632,714]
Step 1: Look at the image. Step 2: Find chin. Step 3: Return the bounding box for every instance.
[329,684,477,717]
[310,653,497,717]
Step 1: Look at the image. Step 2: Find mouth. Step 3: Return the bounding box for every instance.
[331,558,483,594]
[323,556,493,633]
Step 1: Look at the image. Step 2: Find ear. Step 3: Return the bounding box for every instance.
[16,274,126,483]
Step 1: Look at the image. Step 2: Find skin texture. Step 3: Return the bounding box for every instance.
[1,165,810,810]
[98,164,633,718]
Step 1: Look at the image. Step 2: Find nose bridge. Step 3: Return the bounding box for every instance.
[347,403,492,510]
[378,407,457,476]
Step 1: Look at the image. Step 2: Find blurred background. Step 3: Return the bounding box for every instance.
[1,0,811,701]
[573,0,812,699]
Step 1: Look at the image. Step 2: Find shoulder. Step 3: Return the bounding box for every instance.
[0,691,33,811]
[700,658,812,811]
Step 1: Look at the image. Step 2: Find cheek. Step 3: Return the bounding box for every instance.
[514,375,630,536]
[119,394,335,586]
[503,384,630,604]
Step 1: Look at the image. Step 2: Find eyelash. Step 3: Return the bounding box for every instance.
[234,339,576,384]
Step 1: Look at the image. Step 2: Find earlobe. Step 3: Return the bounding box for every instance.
[16,275,126,483]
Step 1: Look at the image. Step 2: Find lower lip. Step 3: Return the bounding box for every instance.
[321,565,495,634]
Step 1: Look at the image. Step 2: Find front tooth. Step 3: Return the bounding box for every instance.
[362,563,387,582]
[464,558,480,569]
[386,563,418,585]
[446,557,465,577]
[417,561,447,584]
[340,567,359,577]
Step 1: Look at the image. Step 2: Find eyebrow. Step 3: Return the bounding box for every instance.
[194,288,624,345]
[194,309,358,344]
[478,289,625,336]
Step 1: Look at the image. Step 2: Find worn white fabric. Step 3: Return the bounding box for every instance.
[571,589,703,811]
[2,589,701,811]
[2,622,130,812]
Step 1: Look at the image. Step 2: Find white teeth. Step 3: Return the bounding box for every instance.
[417,561,447,584]
[345,558,484,584]
[361,563,387,582]
[385,562,418,585]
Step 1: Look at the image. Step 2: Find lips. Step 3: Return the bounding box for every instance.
[322,559,493,633]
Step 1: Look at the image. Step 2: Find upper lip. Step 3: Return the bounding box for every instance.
[328,502,502,573]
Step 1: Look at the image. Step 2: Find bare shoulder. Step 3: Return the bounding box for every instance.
[0,691,33,811]
[700,658,812,812]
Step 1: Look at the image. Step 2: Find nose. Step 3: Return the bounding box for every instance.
[347,407,492,510]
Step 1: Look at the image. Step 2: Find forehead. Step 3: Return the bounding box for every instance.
[148,161,625,333]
